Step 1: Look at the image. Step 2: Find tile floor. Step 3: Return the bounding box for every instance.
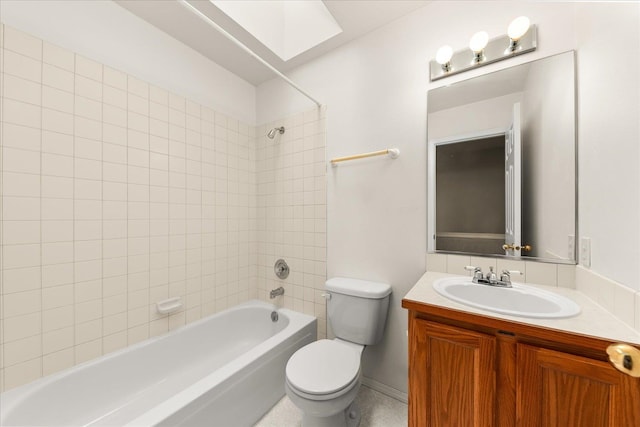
[255,385,408,426]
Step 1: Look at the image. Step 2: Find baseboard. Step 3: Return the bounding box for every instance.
[362,376,408,404]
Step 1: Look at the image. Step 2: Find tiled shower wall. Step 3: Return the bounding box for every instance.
[255,111,327,340]
[0,24,288,392]
[0,24,328,392]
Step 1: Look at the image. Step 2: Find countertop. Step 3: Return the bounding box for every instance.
[403,271,640,346]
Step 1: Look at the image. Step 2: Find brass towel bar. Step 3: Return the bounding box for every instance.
[330,148,400,165]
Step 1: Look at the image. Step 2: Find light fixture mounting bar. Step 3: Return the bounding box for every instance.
[430,25,537,81]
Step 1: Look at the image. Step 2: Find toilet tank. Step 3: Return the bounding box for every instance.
[325,277,392,345]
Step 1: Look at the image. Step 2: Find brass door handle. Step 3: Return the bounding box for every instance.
[607,343,640,377]
[502,244,532,252]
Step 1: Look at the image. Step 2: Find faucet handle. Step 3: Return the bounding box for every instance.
[500,270,522,283]
[502,270,523,276]
[465,266,484,282]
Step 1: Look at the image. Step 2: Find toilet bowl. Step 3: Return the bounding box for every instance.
[284,277,392,427]
[285,339,364,427]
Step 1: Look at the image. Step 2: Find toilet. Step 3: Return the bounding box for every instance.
[285,277,392,427]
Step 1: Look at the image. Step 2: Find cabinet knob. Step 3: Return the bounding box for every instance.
[606,343,640,377]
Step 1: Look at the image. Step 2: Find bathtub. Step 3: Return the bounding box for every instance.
[0,300,316,427]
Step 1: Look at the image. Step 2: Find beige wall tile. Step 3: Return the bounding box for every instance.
[4,358,42,390]
[3,98,41,128]
[445,254,471,275]
[525,261,558,287]
[42,306,74,332]
[4,335,42,366]
[75,55,103,81]
[43,348,75,376]
[557,264,576,288]
[103,66,127,89]
[43,63,73,92]
[43,326,74,354]
[4,26,42,59]
[42,131,73,156]
[75,340,102,364]
[3,74,41,105]
[4,50,41,83]
[3,312,42,343]
[2,122,41,151]
[43,42,74,71]
[613,283,636,328]
[3,221,40,245]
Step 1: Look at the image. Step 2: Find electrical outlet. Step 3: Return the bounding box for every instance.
[568,235,575,259]
[580,237,591,267]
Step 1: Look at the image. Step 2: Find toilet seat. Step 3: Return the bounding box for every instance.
[286,340,361,397]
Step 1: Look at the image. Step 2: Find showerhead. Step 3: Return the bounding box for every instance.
[267,126,285,139]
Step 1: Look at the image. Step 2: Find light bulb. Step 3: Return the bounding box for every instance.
[436,45,453,65]
[508,16,530,41]
[469,31,489,53]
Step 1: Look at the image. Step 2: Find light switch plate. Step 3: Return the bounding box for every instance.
[580,237,591,267]
[568,235,575,260]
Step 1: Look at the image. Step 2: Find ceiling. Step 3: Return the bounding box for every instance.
[115,0,429,85]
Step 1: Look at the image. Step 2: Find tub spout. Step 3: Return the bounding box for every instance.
[270,287,284,299]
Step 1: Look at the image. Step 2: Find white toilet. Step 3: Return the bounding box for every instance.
[285,277,392,427]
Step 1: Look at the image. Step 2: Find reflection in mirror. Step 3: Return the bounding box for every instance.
[427,51,576,263]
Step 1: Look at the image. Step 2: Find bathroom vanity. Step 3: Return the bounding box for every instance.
[402,272,640,427]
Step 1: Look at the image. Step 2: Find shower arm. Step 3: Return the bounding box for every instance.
[178,0,323,108]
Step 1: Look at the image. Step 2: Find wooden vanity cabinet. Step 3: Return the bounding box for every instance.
[404,303,640,427]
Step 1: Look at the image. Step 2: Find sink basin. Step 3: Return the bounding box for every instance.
[433,277,581,319]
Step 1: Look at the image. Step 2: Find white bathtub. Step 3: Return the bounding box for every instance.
[0,300,316,427]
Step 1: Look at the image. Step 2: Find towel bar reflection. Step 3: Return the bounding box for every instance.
[330,148,400,165]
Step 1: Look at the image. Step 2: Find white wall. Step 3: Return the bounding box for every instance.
[576,3,640,290]
[257,1,639,394]
[0,0,256,124]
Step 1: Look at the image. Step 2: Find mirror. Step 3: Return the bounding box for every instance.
[427,51,576,263]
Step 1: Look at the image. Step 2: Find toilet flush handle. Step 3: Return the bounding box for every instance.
[321,293,331,300]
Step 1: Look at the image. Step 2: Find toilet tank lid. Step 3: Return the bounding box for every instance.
[325,277,392,299]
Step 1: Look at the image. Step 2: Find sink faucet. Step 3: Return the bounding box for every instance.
[270,286,285,299]
[465,266,520,288]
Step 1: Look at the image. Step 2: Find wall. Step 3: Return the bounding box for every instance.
[254,108,328,339]
[256,1,639,395]
[0,24,258,392]
[576,3,640,290]
[0,0,256,124]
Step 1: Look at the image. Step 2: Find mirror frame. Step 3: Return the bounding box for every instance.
[426,51,578,264]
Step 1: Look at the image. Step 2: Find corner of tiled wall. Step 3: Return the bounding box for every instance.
[0,24,258,391]
[254,106,327,339]
[576,266,639,332]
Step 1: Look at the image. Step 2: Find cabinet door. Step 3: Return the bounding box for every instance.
[409,319,496,427]
[517,343,640,427]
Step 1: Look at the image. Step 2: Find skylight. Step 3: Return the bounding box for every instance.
[211,0,343,61]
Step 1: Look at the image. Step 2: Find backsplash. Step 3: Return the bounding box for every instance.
[0,24,326,392]
[426,253,640,333]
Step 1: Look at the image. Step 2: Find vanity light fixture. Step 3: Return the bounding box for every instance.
[430,16,537,81]
[507,16,531,51]
[469,31,489,62]
[435,45,453,71]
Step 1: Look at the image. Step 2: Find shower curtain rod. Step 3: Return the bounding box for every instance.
[178,0,323,107]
